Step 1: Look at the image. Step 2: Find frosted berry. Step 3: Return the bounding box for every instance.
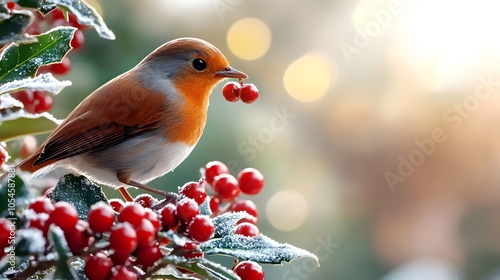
[237,168,264,195]
[234,222,260,237]
[204,161,229,185]
[109,222,138,256]
[176,198,199,224]
[50,201,78,232]
[234,261,264,280]
[70,30,85,49]
[0,218,12,248]
[87,201,115,234]
[160,204,179,229]
[180,181,207,205]
[28,214,49,233]
[65,220,90,254]
[109,265,137,280]
[135,243,162,269]
[135,218,156,248]
[222,81,241,102]
[209,196,220,215]
[109,199,124,212]
[213,174,241,201]
[144,208,160,231]
[85,253,113,280]
[239,83,259,104]
[117,203,145,227]
[188,215,215,242]
[28,197,54,214]
[230,200,258,218]
[134,193,155,208]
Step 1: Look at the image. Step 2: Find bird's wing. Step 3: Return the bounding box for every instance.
[32,74,173,166]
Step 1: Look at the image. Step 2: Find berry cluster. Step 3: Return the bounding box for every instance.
[2,161,266,279]
[222,79,259,104]
[7,4,86,114]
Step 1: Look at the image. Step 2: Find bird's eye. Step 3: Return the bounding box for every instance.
[192,58,207,71]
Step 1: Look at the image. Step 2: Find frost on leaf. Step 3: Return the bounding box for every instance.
[0,10,36,45]
[212,211,255,237]
[41,0,115,40]
[0,73,71,95]
[49,174,107,220]
[0,27,75,84]
[160,255,241,280]
[16,228,46,256]
[159,230,190,247]
[201,234,320,266]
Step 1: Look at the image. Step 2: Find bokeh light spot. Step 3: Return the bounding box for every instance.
[227,18,271,60]
[266,190,308,231]
[283,52,336,102]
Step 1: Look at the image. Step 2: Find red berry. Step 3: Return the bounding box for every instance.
[204,161,229,186]
[180,181,207,205]
[176,198,199,224]
[239,83,259,104]
[236,216,258,225]
[160,204,179,229]
[188,215,215,242]
[237,168,264,195]
[71,30,85,49]
[0,143,8,166]
[47,57,71,75]
[65,220,90,254]
[85,253,113,280]
[133,194,155,208]
[234,222,260,237]
[144,208,160,231]
[117,203,146,227]
[0,218,13,248]
[135,218,156,248]
[209,196,220,215]
[50,201,78,232]
[50,8,65,21]
[234,261,264,280]
[109,265,137,280]
[109,199,124,212]
[87,201,115,234]
[6,2,15,10]
[33,91,53,113]
[213,174,241,201]
[28,197,54,214]
[222,81,241,102]
[28,213,49,232]
[135,243,162,269]
[109,251,129,266]
[230,200,258,218]
[109,222,138,256]
[175,242,204,258]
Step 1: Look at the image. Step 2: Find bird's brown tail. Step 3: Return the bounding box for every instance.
[0,153,55,184]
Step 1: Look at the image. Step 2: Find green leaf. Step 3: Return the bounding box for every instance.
[212,212,255,237]
[159,230,191,247]
[49,225,79,280]
[49,174,107,220]
[17,0,40,8]
[15,228,46,256]
[0,26,76,83]
[0,1,10,20]
[41,0,115,40]
[0,10,35,45]
[0,174,29,218]
[201,234,320,266]
[0,73,71,95]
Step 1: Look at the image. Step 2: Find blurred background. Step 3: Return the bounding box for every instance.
[40,0,500,279]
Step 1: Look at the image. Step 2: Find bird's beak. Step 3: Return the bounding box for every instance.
[216,66,248,79]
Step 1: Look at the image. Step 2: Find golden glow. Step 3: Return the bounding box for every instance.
[283,52,336,102]
[227,18,271,60]
[266,190,308,231]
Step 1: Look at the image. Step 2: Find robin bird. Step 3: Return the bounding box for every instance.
[0,37,247,201]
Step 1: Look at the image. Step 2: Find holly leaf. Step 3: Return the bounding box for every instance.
[40,0,115,40]
[201,234,320,265]
[49,174,107,220]
[0,73,71,95]
[17,0,40,8]
[0,175,29,218]
[49,225,79,280]
[0,26,76,84]
[0,10,35,45]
